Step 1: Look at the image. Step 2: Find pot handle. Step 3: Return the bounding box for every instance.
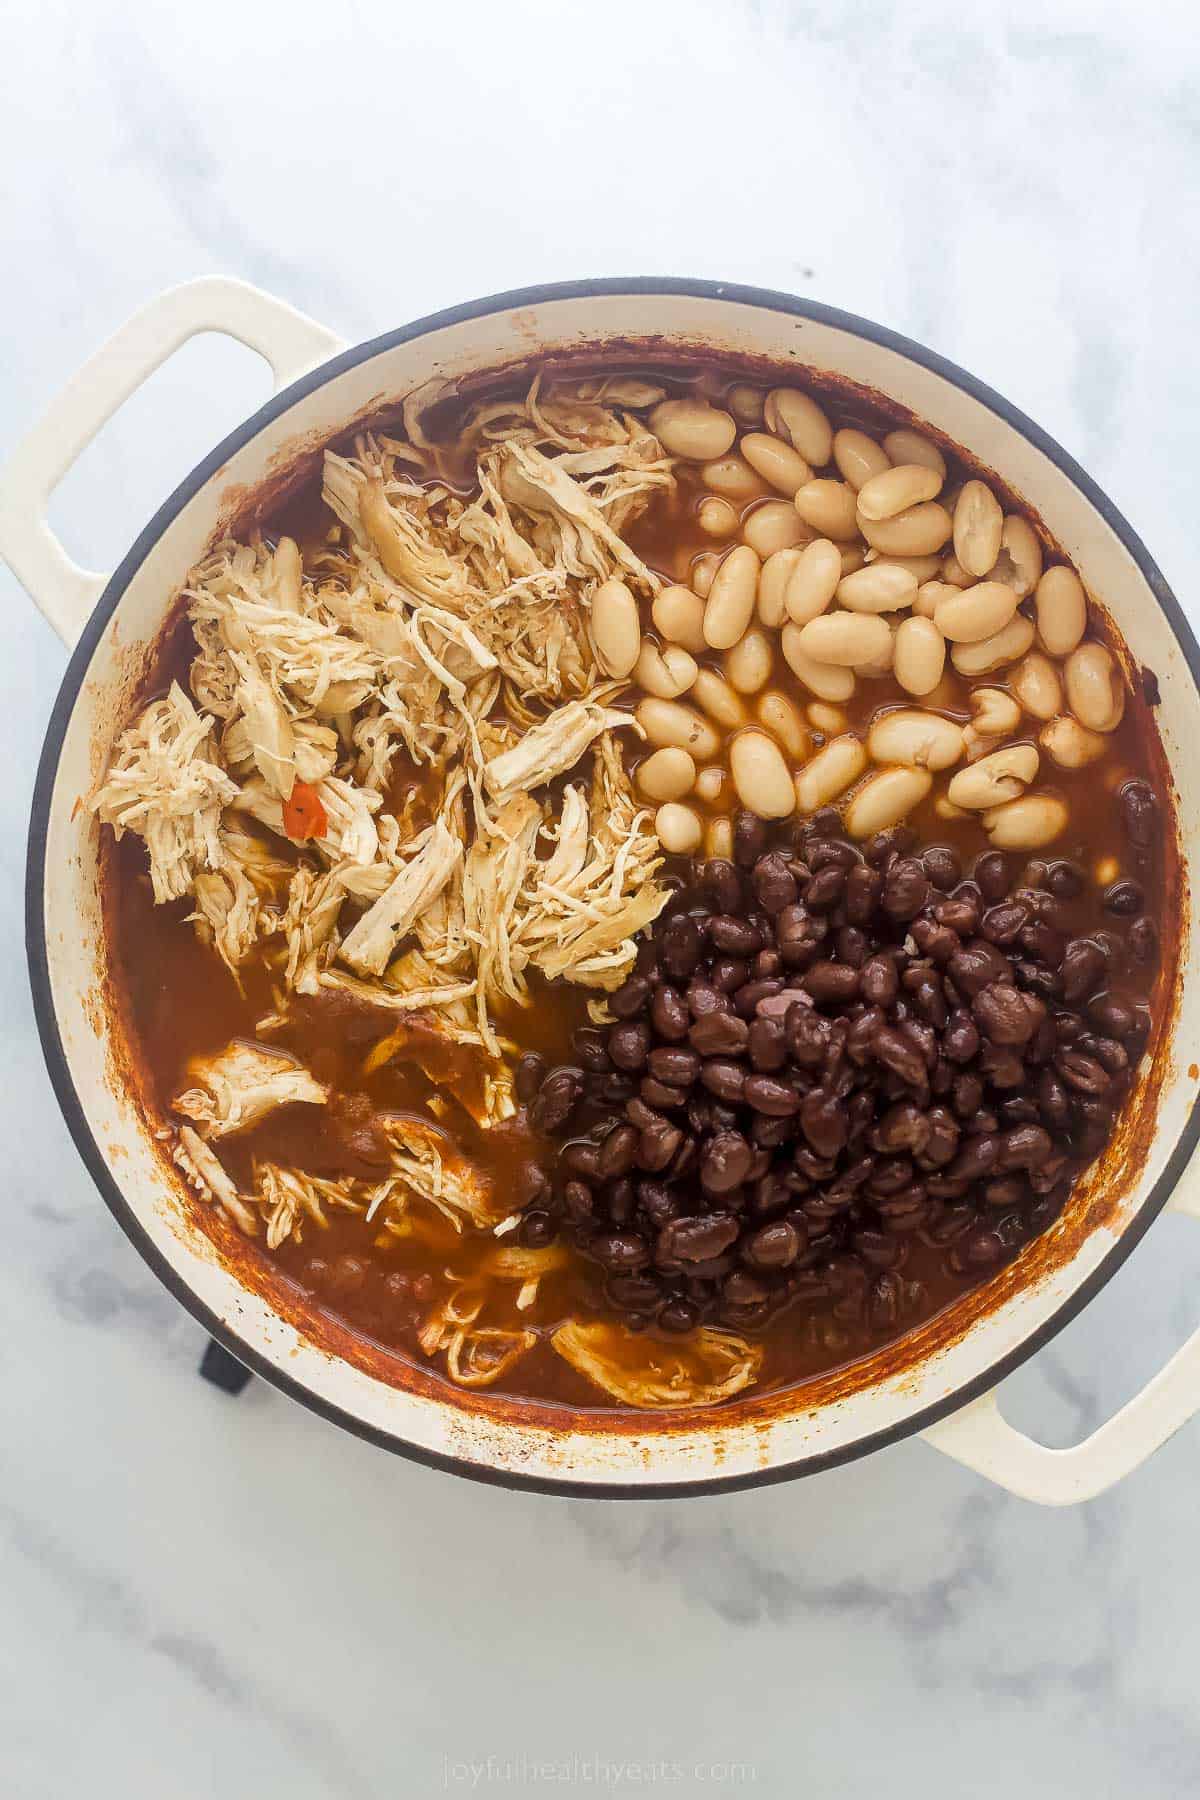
[921,1182,1200,1504]
[0,276,346,646]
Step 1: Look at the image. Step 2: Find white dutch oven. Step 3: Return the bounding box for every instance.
[6,276,1200,1504]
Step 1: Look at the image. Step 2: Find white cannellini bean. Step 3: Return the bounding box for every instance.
[1040,715,1107,769]
[836,563,919,614]
[636,747,697,802]
[1064,641,1126,732]
[635,696,721,759]
[1035,565,1088,656]
[702,454,764,501]
[947,743,1040,809]
[756,690,810,761]
[793,612,892,668]
[893,616,946,696]
[636,641,699,698]
[694,765,728,804]
[706,815,734,859]
[691,552,720,598]
[758,547,805,628]
[739,432,812,495]
[743,500,811,558]
[697,495,739,538]
[839,544,867,576]
[781,626,858,700]
[806,701,850,735]
[729,730,798,819]
[882,428,946,478]
[784,538,842,625]
[866,709,965,771]
[725,628,774,694]
[935,795,970,821]
[966,688,1022,741]
[1010,651,1063,721]
[793,479,859,540]
[649,399,737,460]
[764,388,833,466]
[589,577,642,677]
[867,552,943,581]
[652,584,708,654]
[982,792,1069,850]
[692,669,748,729]
[727,384,765,426]
[953,480,1004,577]
[855,463,943,521]
[844,767,933,838]
[939,552,975,588]
[857,501,952,557]
[832,428,891,490]
[703,544,760,649]
[858,618,897,679]
[913,579,959,619]
[996,515,1043,597]
[950,614,1036,676]
[655,802,704,854]
[932,580,1021,644]
[794,735,869,813]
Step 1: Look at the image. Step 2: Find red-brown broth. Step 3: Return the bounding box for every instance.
[103,358,1177,1408]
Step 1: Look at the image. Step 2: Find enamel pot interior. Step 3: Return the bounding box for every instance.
[29,282,1200,1494]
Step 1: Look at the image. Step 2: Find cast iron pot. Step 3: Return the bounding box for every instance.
[6,276,1200,1503]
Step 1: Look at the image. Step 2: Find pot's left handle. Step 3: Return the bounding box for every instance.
[0,276,346,646]
[920,1180,1200,1505]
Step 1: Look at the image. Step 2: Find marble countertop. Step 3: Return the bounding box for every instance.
[4,0,1200,1793]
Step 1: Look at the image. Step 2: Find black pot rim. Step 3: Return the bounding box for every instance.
[25,275,1200,1499]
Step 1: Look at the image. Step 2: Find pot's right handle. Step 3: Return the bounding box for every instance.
[921,1181,1200,1504]
[0,276,346,646]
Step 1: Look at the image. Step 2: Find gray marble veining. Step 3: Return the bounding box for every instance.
[3,0,1200,1793]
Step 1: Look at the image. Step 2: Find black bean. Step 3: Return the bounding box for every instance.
[598,1123,639,1180]
[709,913,763,956]
[745,1220,801,1268]
[638,1180,679,1226]
[564,1140,603,1179]
[516,1161,550,1207]
[752,851,799,915]
[1119,779,1157,848]
[688,1010,749,1056]
[703,857,743,913]
[606,1272,661,1312]
[609,1021,651,1071]
[802,961,861,1004]
[650,983,690,1041]
[518,1209,557,1248]
[936,893,982,936]
[874,1101,931,1155]
[640,1077,688,1111]
[952,1223,1008,1272]
[562,1180,594,1222]
[871,1024,927,1088]
[733,811,768,868]
[1046,859,1084,900]
[997,1124,1053,1171]
[1055,1049,1113,1094]
[1104,879,1145,917]
[806,865,848,910]
[975,851,1010,904]
[860,954,900,1008]
[711,956,751,993]
[844,863,883,925]
[592,1231,650,1272]
[530,1067,584,1134]
[922,845,962,891]
[949,938,1011,997]
[660,914,703,980]
[610,976,651,1020]
[882,857,930,920]
[701,1130,754,1195]
[948,1135,1000,1182]
[606,1178,636,1225]
[648,1045,700,1088]
[748,1014,789,1071]
[638,1120,683,1171]
[745,1073,802,1117]
[659,1298,701,1333]
[659,1213,740,1263]
[514,1052,546,1103]
[981,901,1030,945]
[701,1059,748,1104]
[733,978,784,1018]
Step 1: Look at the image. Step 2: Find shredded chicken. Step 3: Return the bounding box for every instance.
[173,1039,327,1138]
[370,1115,503,1230]
[91,683,238,902]
[551,1321,764,1408]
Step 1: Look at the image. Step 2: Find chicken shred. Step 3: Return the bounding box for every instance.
[173,1040,327,1138]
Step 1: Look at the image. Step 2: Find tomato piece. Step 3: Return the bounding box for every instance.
[282,780,328,841]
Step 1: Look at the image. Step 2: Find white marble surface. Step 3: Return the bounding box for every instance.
[4,0,1200,1793]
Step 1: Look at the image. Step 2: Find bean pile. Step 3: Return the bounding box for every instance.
[515,785,1160,1344]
